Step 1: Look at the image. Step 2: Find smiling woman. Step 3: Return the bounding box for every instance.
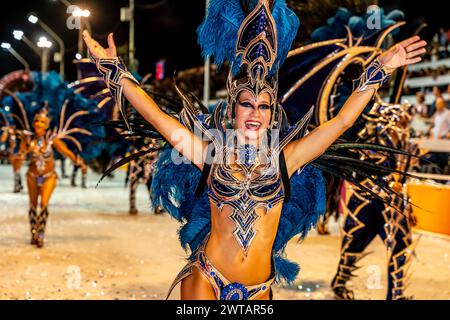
[82,0,426,300]
[11,105,88,248]
[234,89,272,143]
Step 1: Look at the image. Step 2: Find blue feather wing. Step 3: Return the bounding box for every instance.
[197,0,299,74]
[151,148,211,256]
[273,165,327,283]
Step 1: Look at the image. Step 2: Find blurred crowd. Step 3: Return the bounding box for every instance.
[411,85,450,139]
[419,28,450,62]
[412,85,450,175]
[408,65,450,78]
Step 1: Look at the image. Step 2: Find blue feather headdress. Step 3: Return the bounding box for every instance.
[198,0,300,130]
[198,0,300,73]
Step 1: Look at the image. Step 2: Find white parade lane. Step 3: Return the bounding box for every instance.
[0,164,448,300]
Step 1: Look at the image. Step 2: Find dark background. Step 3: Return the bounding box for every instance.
[0,0,448,81]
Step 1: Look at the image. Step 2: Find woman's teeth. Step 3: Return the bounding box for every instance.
[245,121,261,130]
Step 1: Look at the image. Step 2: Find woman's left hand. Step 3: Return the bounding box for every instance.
[379,35,427,70]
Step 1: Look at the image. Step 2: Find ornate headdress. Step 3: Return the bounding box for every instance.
[33,106,50,122]
[227,1,278,109]
[197,0,300,130]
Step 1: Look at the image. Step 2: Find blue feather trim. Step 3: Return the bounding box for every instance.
[272,165,327,283]
[197,0,300,74]
[274,254,300,284]
[151,147,212,256]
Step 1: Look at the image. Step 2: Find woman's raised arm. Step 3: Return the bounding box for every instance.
[83,31,207,170]
[284,36,427,176]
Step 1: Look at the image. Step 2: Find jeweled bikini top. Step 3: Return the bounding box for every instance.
[207,143,285,253]
[29,133,55,174]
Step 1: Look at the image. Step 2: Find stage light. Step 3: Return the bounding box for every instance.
[13,30,24,40]
[28,14,38,24]
[37,36,52,48]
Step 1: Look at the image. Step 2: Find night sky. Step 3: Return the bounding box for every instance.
[0,0,448,81]
[0,0,206,80]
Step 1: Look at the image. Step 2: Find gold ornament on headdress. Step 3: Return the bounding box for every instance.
[226,1,279,126]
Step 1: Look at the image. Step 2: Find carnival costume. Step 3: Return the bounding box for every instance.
[15,106,89,247]
[0,107,23,192]
[277,7,421,300]
[126,142,161,215]
[331,99,419,300]
[92,0,420,300]
[0,71,34,192]
[2,71,102,247]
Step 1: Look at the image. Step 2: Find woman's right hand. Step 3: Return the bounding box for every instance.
[82,30,117,60]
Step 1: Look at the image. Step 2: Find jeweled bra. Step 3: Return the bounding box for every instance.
[29,133,55,175]
[207,143,285,253]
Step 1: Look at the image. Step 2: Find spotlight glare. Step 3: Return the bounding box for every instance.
[1,42,12,49]
[72,7,90,18]
[28,15,38,24]
[13,30,24,40]
[37,36,52,48]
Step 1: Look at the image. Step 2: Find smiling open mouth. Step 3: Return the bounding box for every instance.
[245,121,261,131]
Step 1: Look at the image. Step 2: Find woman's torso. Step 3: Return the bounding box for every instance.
[204,145,284,285]
[27,135,55,176]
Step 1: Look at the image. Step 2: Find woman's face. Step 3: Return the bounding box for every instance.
[233,89,272,144]
[33,115,49,136]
